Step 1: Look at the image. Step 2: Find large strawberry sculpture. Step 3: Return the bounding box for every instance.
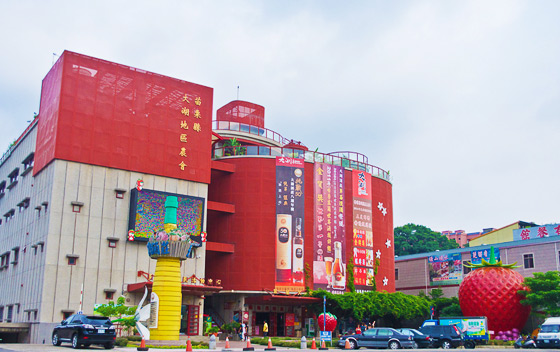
[459,247,530,334]
[317,312,337,332]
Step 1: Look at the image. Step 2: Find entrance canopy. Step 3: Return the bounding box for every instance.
[245,294,321,306]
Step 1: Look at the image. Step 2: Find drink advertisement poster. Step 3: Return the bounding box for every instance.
[275,157,305,293]
[470,248,500,264]
[428,253,462,286]
[313,163,346,293]
[352,170,374,292]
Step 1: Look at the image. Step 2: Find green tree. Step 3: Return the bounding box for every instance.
[95,296,137,334]
[394,223,459,256]
[519,271,560,316]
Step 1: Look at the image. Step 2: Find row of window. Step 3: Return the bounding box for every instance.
[0,152,34,197]
[0,199,48,226]
[0,305,38,322]
[0,243,44,271]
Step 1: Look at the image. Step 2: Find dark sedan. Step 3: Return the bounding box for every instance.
[52,313,116,349]
[338,327,414,349]
[396,328,432,348]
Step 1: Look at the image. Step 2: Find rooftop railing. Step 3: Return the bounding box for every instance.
[212,146,391,182]
[212,120,293,146]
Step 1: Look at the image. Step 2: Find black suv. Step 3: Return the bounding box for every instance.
[418,325,463,349]
[52,314,116,349]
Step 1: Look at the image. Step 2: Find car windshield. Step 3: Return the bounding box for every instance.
[83,316,112,326]
[541,325,560,333]
[408,329,422,335]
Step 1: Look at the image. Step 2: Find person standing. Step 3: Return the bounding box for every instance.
[263,321,269,337]
[241,322,247,341]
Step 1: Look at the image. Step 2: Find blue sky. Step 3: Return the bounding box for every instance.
[1,0,558,233]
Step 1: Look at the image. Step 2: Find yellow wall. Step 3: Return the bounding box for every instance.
[469,223,520,246]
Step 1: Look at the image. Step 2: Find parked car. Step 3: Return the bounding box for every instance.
[396,328,432,348]
[418,325,462,349]
[338,327,415,349]
[52,313,116,349]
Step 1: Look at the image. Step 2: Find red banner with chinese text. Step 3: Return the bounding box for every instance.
[352,170,374,292]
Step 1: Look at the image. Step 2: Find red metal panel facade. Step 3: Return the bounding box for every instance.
[207,157,394,292]
[34,51,213,183]
[216,100,265,128]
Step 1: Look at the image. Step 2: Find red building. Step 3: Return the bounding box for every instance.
[0,51,393,342]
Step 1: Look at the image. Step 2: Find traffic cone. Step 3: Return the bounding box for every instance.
[243,337,255,351]
[225,337,230,349]
[137,337,149,351]
[345,339,351,349]
[186,336,193,352]
[265,337,276,351]
[311,337,317,349]
[319,339,328,350]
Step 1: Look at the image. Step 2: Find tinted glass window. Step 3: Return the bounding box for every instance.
[377,329,392,336]
[71,315,84,324]
[363,329,376,337]
[83,316,112,326]
[541,325,560,333]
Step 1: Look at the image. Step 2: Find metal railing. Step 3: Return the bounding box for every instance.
[212,120,295,146]
[212,146,390,182]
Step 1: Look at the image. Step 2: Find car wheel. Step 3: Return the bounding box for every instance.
[104,342,115,349]
[72,334,80,349]
[52,332,61,346]
[347,339,358,349]
[464,341,475,349]
[389,341,400,350]
[441,340,451,349]
[412,341,418,349]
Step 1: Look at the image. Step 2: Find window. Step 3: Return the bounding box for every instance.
[523,254,534,269]
[62,311,74,320]
[4,209,15,222]
[395,268,399,280]
[0,306,3,322]
[71,201,84,213]
[6,305,13,322]
[12,247,19,265]
[7,168,19,189]
[115,188,126,199]
[0,180,5,198]
[18,197,30,212]
[107,237,119,248]
[1,252,10,269]
[463,261,472,275]
[42,201,48,212]
[21,152,34,175]
[66,254,79,265]
[104,289,116,300]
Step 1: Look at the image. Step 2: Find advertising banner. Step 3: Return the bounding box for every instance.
[275,157,305,293]
[313,163,346,293]
[352,170,374,292]
[428,253,462,286]
[470,248,500,264]
[513,224,560,241]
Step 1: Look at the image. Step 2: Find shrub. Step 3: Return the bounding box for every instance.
[128,336,142,341]
[115,337,128,347]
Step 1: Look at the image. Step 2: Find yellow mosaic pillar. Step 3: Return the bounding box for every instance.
[148,196,185,341]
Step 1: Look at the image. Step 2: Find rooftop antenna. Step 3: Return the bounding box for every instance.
[237,85,240,100]
[52,53,58,65]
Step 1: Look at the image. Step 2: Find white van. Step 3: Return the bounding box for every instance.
[536,317,560,348]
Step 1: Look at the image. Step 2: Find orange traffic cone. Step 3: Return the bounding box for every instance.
[225,337,231,349]
[319,339,328,350]
[186,336,193,352]
[265,337,276,351]
[345,339,351,349]
[243,337,255,351]
[311,337,317,349]
[137,336,149,351]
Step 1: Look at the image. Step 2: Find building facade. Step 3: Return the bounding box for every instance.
[0,51,394,343]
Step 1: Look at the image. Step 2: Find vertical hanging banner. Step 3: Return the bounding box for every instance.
[275,157,305,293]
[313,163,346,293]
[352,170,374,292]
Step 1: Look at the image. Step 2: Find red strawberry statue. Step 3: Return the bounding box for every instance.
[318,312,337,332]
[459,247,530,335]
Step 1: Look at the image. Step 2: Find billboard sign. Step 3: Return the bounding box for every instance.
[470,248,500,264]
[313,163,346,293]
[128,188,204,242]
[352,170,374,292]
[275,157,305,293]
[513,224,560,241]
[428,253,462,286]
